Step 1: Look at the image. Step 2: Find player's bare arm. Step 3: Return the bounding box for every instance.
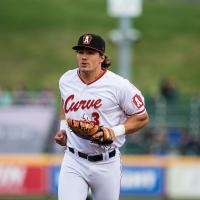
[123,112,149,134]
[92,112,149,142]
[54,99,67,146]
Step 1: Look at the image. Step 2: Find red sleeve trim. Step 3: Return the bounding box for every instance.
[126,108,146,116]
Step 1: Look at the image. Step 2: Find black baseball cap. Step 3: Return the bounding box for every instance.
[72,33,105,54]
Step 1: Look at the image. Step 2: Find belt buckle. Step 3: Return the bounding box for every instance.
[88,154,103,162]
[87,155,94,162]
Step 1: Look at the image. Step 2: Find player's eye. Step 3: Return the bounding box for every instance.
[77,50,84,54]
[86,50,96,55]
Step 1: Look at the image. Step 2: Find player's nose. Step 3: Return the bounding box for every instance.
[81,54,87,59]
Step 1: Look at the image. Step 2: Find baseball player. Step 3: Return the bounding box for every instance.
[54,33,149,200]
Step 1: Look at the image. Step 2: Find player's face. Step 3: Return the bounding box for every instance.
[76,49,104,73]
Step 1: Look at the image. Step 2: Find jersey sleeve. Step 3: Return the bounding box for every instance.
[117,79,146,116]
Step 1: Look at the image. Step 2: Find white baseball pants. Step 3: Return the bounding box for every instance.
[58,149,122,200]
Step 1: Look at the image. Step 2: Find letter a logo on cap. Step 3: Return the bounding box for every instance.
[83,35,92,44]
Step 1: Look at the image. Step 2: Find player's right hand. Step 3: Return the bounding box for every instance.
[54,130,67,146]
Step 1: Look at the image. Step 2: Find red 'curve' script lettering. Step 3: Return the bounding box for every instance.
[64,94,102,113]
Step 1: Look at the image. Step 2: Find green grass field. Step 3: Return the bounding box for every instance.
[0,0,200,96]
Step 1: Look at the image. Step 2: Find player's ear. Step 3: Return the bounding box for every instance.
[100,54,105,63]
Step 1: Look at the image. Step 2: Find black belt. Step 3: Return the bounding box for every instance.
[68,147,116,162]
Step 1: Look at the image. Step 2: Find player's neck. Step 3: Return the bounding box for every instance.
[79,68,104,84]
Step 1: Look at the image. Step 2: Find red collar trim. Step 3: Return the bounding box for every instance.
[77,69,107,85]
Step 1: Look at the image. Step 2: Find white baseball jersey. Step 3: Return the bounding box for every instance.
[59,68,146,154]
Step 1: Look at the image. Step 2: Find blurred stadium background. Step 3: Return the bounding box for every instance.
[0,0,200,199]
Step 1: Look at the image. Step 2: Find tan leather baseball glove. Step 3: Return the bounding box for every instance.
[67,118,115,145]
